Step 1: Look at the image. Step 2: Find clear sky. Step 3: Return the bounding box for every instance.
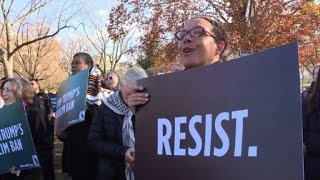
[6,0,120,56]
[7,0,117,26]
[89,0,117,13]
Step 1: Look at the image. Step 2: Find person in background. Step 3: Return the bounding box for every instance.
[29,79,55,180]
[302,65,320,180]
[302,65,320,107]
[101,70,120,99]
[0,77,54,180]
[88,67,148,180]
[29,80,54,127]
[105,70,120,91]
[60,52,101,180]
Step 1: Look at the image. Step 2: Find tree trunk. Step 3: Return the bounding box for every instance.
[3,56,14,78]
[3,20,15,78]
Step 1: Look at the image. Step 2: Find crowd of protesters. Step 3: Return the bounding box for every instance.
[0,15,318,180]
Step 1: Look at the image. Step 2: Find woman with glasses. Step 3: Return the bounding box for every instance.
[119,16,227,110]
[95,16,227,180]
[0,78,54,180]
[1,81,19,106]
[174,16,226,69]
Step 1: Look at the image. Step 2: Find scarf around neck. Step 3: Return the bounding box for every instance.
[103,91,135,180]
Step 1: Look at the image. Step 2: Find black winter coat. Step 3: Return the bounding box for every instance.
[25,96,55,180]
[36,91,54,136]
[88,103,130,180]
[61,104,98,179]
[26,96,53,153]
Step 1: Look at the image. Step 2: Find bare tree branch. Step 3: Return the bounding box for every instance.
[12,0,53,27]
[9,25,74,58]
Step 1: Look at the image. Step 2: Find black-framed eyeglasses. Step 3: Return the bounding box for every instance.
[174,27,217,41]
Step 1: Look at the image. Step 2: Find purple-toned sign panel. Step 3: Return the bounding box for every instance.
[136,43,303,180]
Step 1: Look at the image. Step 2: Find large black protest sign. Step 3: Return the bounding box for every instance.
[136,43,303,180]
[0,101,40,174]
[54,69,88,135]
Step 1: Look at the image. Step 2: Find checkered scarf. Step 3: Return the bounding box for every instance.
[103,91,135,180]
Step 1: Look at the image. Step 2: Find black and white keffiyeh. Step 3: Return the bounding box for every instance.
[103,91,135,180]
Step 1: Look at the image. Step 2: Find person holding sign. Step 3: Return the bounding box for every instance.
[98,16,226,180]
[60,52,102,180]
[100,16,226,180]
[0,78,54,180]
[88,67,148,180]
[302,65,320,180]
[119,16,227,111]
